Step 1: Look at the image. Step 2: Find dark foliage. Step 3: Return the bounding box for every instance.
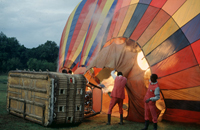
[0,32,59,73]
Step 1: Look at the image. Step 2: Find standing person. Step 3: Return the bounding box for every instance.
[107,70,127,125]
[142,74,160,130]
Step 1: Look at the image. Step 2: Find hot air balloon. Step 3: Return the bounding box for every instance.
[58,0,200,123]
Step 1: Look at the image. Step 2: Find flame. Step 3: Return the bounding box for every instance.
[137,51,149,70]
[100,72,117,93]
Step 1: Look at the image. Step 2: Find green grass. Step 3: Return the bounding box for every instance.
[0,74,8,91]
[0,75,200,130]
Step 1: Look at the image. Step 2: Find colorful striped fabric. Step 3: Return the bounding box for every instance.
[58,0,200,123]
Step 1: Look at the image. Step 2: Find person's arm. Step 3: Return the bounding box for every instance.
[150,87,160,101]
[111,70,116,80]
[98,84,105,88]
[145,87,160,103]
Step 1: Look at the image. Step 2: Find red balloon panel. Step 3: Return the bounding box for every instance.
[130,6,160,41]
[151,45,198,77]
[150,0,167,8]
[163,108,200,123]
[191,39,200,64]
[158,65,200,90]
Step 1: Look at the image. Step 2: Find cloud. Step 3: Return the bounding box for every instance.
[0,0,81,48]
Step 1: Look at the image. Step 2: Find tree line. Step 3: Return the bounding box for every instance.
[0,32,59,73]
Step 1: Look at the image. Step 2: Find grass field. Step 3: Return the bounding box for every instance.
[0,74,200,130]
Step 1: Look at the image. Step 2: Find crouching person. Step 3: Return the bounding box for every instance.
[142,74,160,130]
[107,70,127,125]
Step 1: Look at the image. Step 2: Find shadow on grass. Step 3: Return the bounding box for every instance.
[50,122,82,128]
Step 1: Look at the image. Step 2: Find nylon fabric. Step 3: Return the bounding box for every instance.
[58,0,200,124]
[65,0,96,67]
[130,0,139,5]
[142,18,179,55]
[123,4,149,38]
[165,99,200,111]
[92,88,102,113]
[82,0,115,65]
[162,86,200,101]
[80,0,107,66]
[146,29,190,66]
[85,0,118,65]
[118,4,137,37]
[162,0,186,16]
[137,9,170,47]
[113,6,129,37]
[181,14,200,44]
[86,44,101,66]
[163,108,200,123]
[59,18,69,70]
[106,11,120,42]
[139,0,152,4]
[191,40,200,64]
[150,0,167,8]
[158,65,200,90]
[172,0,200,27]
[151,45,198,77]
[68,33,87,68]
[105,0,125,41]
[64,0,87,66]
[60,4,80,67]
[130,6,159,41]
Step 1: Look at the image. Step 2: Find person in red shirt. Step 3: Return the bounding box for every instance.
[142,74,160,130]
[107,70,127,125]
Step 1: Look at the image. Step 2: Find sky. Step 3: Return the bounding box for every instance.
[0,0,82,48]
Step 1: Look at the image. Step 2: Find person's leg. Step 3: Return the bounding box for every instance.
[141,120,149,130]
[149,103,158,130]
[142,103,150,130]
[144,103,150,121]
[107,97,117,125]
[107,114,111,125]
[108,97,117,114]
[117,98,123,125]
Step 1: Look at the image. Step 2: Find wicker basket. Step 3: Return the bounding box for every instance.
[7,70,87,126]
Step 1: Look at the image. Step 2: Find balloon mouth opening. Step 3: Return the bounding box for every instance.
[137,51,150,71]
[97,67,129,117]
[84,67,128,118]
[104,37,150,71]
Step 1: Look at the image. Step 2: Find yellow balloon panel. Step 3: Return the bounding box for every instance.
[162,86,200,101]
[137,10,170,47]
[172,0,200,27]
[60,3,80,64]
[113,1,131,37]
[68,33,87,68]
[142,18,179,55]
[83,0,114,65]
[118,4,137,37]
[130,0,139,5]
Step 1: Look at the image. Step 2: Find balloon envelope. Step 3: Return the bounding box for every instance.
[58,0,200,123]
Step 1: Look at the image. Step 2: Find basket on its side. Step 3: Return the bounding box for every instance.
[7,70,87,126]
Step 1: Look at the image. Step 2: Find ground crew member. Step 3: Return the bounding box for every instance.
[142,74,160,130]
[107,70,127,125]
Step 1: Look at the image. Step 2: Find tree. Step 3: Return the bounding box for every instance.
[27,58,57,71]
[2,58,22,72]
[0,32,59,73]
[35,41,59,62]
